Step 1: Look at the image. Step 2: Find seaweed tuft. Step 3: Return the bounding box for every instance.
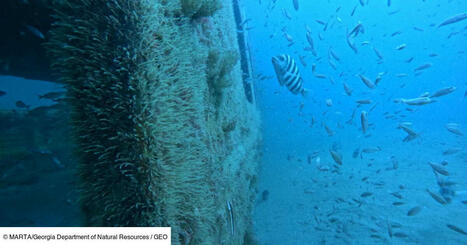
[207,49,238,91]
[181,0,222,19]
[206,49,238,108]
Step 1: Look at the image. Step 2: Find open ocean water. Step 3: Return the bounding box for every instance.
[247,0,467,244]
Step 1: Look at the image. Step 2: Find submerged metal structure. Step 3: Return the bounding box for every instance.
[1,0,261,244]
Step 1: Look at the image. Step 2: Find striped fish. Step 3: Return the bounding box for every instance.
[272,54,308,96]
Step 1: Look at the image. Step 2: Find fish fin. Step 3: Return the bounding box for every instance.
[301,88,310,98]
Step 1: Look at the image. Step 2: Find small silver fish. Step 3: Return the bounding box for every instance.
[343,83,352,96]
[361,192,372,197]
[374,72,384,86]
[361,147,381,153]
[329,48,340,61]
[349,21,364,38]
[346,34,358,54]
[306,31,317,56]
[390,192,403,200]
[395,43,407,50]
[387,219,393,238]
[314,74,327,79]
[446,224,467,236]
[39,91,65,100]
[445,123,463,136]
[328,60,337,70]
[430,86,456,98]
[396,73,408,78]
[442,148,462,155]
[373,47,383,60]
[52,156,65,169]
[25,25,45,39]
[438,13,467,28]
[239,18,252,28]
[361,111,368,134]
[428,162,449,176]
[330,150,342,165]
[298,55,307,67]
[292,0,299,11]
[282,8,292,20]
[323,123,334,136]
[388,9,400,15]
[413,26,424,31]
[351,5,358,16]
[358,74,375,89]
[399,97,435,106]
[414,63,432,72]
[356,100,372,104]
[398,123,417,136]
[226,201,235,235]
[426,189,447,205]
[407,206,423,216]
[283,32,294,43]
[316,19,326,25]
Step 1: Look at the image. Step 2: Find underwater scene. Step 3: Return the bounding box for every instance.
[0,0,466,244]
[247,0,467,244]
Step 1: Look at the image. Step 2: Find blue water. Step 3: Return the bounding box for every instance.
[0,76,77,227]
[0,76,64,110]
[244,0,467,244]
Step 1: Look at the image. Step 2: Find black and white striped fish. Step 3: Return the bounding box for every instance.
[271,54,308,96]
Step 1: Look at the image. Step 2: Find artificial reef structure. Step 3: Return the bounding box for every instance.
[45,0,261,244]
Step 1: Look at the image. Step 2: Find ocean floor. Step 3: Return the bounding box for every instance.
[253,127,467,245]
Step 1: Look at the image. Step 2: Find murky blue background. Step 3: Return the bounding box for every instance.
[245,0,467,244]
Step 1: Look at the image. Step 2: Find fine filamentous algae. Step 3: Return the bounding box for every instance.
[0,0,466,245]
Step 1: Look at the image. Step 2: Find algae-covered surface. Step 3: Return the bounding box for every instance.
[1,1,262,244]
[44,0,260,243]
